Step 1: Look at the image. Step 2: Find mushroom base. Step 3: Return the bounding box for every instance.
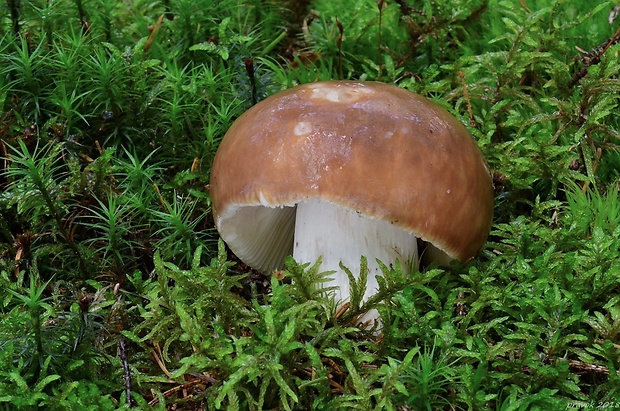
[293,200,418,327]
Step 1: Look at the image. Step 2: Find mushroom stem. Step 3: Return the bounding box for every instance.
[293,200,418,325]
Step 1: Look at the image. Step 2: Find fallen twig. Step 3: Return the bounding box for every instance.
[147,373,217,407]
[119,337,132,405]
[569,26,620,88]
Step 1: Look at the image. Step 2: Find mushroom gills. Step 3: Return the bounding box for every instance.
[220,205,296,273]
[293,199,418,324]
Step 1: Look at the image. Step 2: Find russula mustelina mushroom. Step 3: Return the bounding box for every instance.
[210,80,493,325]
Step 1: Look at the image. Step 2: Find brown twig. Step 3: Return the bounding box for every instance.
[147,373,217,406]
[144,14,166,52]
[334,301,350,319]
[569,25,620,88]
[151,342,174,379]
[520,359,609,377]
[119,338,132,405]
[569,359,609,375]
[153,182,167,210]
[459,70,477,128]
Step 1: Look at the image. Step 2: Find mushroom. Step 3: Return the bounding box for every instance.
[209,80,493,325]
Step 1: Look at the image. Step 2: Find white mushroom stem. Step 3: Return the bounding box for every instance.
[293,200,418,326]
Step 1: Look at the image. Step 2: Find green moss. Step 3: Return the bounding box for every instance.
[1,0,620,408]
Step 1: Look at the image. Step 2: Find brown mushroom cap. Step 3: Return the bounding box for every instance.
[210,80,494,273]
